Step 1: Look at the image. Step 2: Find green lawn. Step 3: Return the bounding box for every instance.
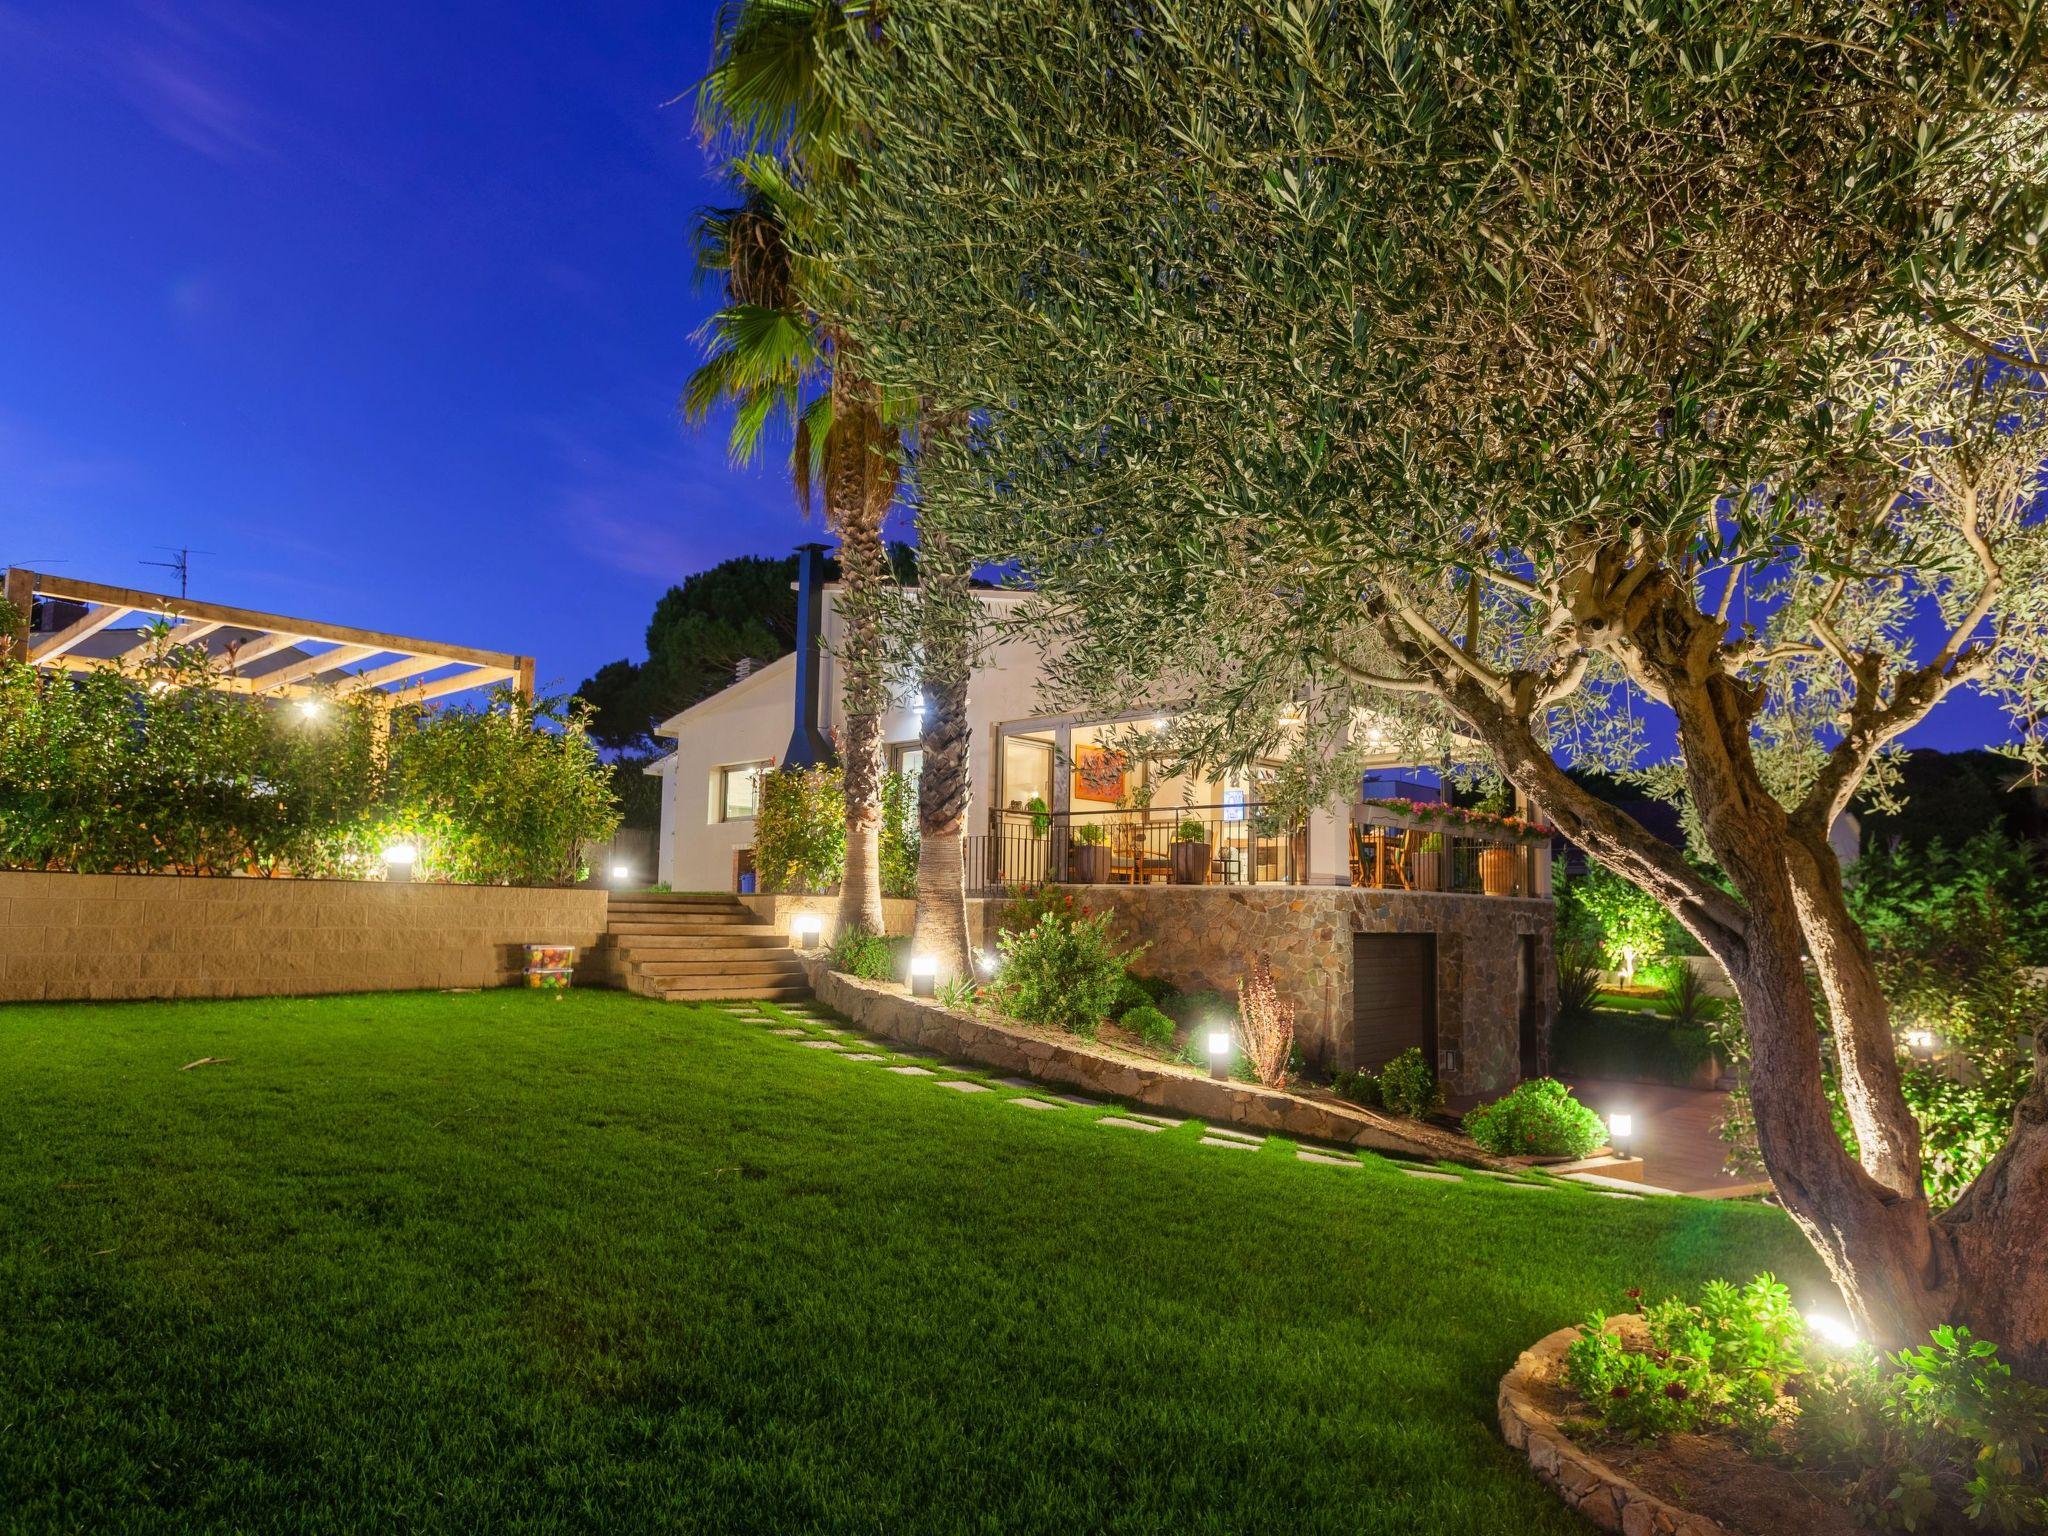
[0,990,1826,1535]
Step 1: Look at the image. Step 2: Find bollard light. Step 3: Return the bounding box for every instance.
[1905,1029,1936,1062]
[1607,1112,1634,1159]
[909,954,939,998]
[382,842,418,884]
[1804,1311,1859,1350]
[1207,1028,1233,1081]
[792,913,824,950]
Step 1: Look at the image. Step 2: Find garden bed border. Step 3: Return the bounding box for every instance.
[803,959,1492,1163]
[1498,1320,1726,1536]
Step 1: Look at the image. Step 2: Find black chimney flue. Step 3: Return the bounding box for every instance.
[784,542,837,768]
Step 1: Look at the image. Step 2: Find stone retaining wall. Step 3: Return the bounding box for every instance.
[1498,1320,1725,1535]
[0,871,608,1002]
[1043,886,1555,1095]
[806,960,1491,1163]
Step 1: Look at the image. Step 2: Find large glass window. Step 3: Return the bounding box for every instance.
[718,761,768,822]
[1001,734,1054,811]
[890,743,924,782]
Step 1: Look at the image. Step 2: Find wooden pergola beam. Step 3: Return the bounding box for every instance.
[15,571,522,673]
[29,602,136,663]
[5,568,535,706]
[251,643,383,694]
[338,654,449,696]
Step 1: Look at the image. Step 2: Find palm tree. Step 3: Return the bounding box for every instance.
[689,0,899,936]
[906,519,979,979]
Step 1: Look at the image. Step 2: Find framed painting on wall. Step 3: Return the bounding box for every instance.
[1073,745,1128,804]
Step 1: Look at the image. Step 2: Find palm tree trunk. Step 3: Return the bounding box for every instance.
[827,365,895,937]
[909,526,975,979]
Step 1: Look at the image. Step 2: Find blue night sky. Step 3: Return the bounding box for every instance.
[0,1,2014,751]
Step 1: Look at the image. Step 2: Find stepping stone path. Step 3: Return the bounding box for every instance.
[798,1040,845,1051]
[1099,1116,1166,1133]
[886,1065,935,1077]
[1202,1126,1263,1146]
[842,1053,887,1062]
[936,1080,990,1094]
[1296,1149,1360,1168]
[1005,1097,1063,1111]
[1199,1135,1257,1151]
[771,1028,809,1037]
[1400,1168,1463,1183]
[1591,1189,1643,1200]
[1126,1112,1185,1129]
[1047,1091,1103,1108]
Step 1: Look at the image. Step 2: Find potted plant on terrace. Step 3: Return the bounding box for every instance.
[1069,821,1110,884]
[1170,817,1210,885]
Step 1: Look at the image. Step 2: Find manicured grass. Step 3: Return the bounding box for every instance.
[0,990,1827,1535]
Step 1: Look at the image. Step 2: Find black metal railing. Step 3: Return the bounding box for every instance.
[1347,813,1552,898]
[970,803,1306,891]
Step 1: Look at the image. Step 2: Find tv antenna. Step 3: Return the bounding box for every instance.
[142,546,213,599]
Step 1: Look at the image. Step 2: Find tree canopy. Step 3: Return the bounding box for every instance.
[795,0,2048,1361]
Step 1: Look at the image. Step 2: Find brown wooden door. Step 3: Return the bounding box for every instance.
[1352,933,1437,1071]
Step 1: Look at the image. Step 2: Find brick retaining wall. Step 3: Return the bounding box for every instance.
[0,871,608,1002]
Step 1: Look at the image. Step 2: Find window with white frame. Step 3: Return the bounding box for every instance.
[717,761,769,822]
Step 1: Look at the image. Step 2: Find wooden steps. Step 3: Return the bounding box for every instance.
[596,893,811,1003]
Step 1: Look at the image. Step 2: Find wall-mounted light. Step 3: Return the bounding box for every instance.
[1607,1112,1634,1159]
[1207,1028,1233,1080]
[382,842,418,884]
[792,913,824,950]
[909,954,938,998]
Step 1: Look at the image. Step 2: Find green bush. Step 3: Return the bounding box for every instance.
[1462,1077,1606,1158]
[1555,933,1601,1028]
[878,769,919,899]
[1113,970,1177,1015]
[831,926,897,982]
[1559,866,1674,981]
[754,766,844,893]
[1163,989,1235,1030]
[0,658,617,884]
[989,911,1133,1037]
[1330,1067,1379,1108]
[1119,1005,1176,1051]
[1375,1047,1442,1119]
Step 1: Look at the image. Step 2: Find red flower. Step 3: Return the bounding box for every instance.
[1662,1382,1689,1402]
[1610,1385,1630,1399]
[1625,1288,1642,1301]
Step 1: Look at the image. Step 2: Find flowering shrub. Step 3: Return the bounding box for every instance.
[1461,1077,1606,1158]
[990,910,1134,1037]
[830,925,898,981]
[1234,958,1295,1086]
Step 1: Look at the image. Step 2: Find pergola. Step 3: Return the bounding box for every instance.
[3,568,534,706]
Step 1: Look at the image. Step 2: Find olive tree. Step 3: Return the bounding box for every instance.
[803,0,2048,1364]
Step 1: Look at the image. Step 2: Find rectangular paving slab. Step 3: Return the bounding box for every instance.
[1400,1168,1463,1183]
[1126,1112,1186,1129]
[935,1080,990,1093]
[770,1028,809,1037]
[1296,1149,1360,1168]
[842,1052,888,1062]
[1048,1091,1103,1108]
[797,1040,845,1051]
[1098,1115,1166,1133]
[885,1065,935,1077]
[1202,1126,1264,1145]
[1199,1135,1258,1151]
[1004,1097,1063,1111]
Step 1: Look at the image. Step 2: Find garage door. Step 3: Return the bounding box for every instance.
[1352,933,1437,1072]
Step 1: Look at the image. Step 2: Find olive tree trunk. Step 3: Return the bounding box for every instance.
[1457,651,2048,1377]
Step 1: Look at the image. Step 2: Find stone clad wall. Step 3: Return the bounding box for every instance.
[0,871,609,1003]
[1042,885,1555,1096]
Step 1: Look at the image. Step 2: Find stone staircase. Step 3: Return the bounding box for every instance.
[598,893,811,1003]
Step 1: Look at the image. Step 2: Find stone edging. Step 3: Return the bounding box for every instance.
[803,960,1486,1162]
[1498,1321,1727,1536]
